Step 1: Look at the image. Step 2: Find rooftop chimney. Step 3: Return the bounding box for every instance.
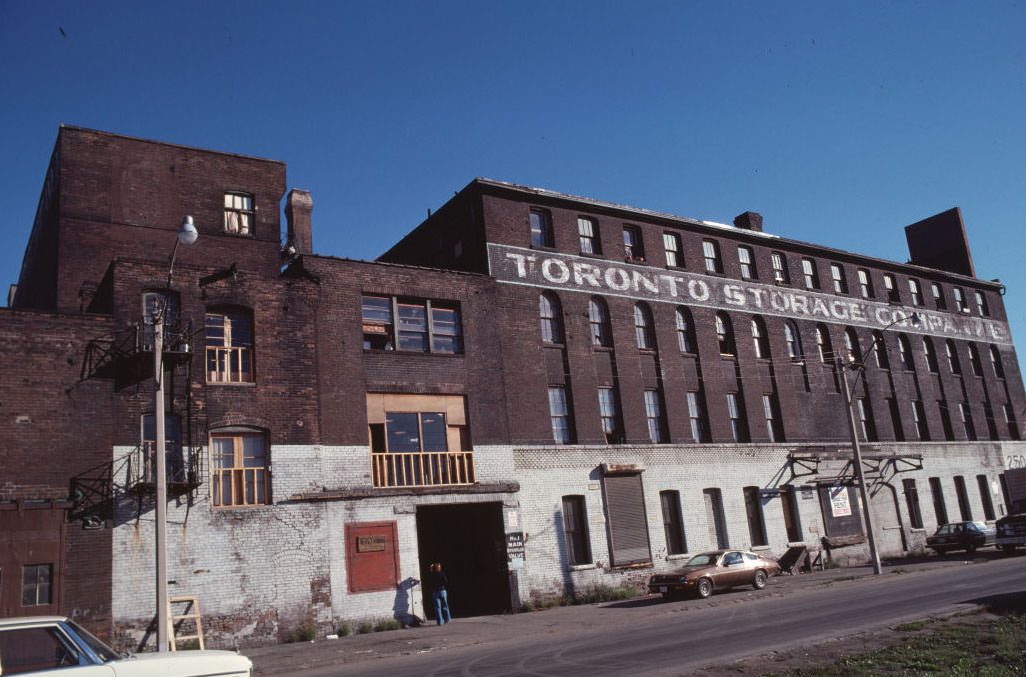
[286,189,313,255]
[733,211,763,232]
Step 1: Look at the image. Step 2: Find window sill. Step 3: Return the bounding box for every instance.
[567,563,597,572]
[362,349,465,357]
[207,381,256,387]
[579,252,607,261]
[666,553,691,561]
[751,545,773,552]
[592,345,614,353]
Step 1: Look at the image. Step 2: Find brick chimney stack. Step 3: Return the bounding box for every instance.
[733,211,763,232]
[286,189,313,255]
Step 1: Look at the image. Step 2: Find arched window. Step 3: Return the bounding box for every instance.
[873,330,889,369]
[784,321,803,360]
[844,328,861,363]
[816,324,833,363]
[675,307,696,354]
[634,303,656,350]
[715,312,736,356]
[897,334,914,370]
[589,297,612,347]
[923,337,939,372]
[946,340,961,374]
[990,345,1005,379]
[539,293,564,343]
[967,343,983,376]
[751,317,770,359]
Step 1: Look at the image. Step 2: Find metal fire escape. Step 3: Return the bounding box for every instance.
[71,320,203,523]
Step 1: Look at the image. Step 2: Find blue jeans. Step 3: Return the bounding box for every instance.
[433,589,451,625]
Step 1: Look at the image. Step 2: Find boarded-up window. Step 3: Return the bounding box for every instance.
[561,495,591,565]
[345,522,399,593]
[603,472,652,566]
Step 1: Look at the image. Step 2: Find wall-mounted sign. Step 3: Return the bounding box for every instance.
[829,486,852,517]
[506,531,525,570]
[487,243,1011,345]
[357,534,387,553]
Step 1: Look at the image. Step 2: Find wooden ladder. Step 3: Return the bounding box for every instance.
[168,596,205,651]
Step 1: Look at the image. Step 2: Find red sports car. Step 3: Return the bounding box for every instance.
[648,549,782,599]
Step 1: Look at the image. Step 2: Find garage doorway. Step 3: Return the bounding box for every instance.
[416,503,510,620]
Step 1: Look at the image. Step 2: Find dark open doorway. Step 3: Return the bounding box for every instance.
[416,503,510,619]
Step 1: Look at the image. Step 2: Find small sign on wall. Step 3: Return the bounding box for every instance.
[357,535,387,553]
[506,531,525,570]
[829,486,852,517]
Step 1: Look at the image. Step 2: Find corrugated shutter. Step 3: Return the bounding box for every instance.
[603,473,652,566]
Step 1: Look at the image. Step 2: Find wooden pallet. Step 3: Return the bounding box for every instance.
[168,596,204,651]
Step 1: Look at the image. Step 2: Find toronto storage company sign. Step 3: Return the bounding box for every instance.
[488,243,1012,345]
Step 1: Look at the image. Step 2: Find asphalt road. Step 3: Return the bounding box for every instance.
[271,555,1026,676]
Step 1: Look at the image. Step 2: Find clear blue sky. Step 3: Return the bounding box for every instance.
[2,2,1024,344]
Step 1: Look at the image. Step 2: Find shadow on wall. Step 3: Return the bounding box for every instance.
[392,577,422,626]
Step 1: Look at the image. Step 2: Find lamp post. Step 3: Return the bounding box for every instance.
[837,311,921,576]
[155,216,198,652]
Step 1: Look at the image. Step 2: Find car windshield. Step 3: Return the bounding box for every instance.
[685,553,719,566]
[969,521,989,532]
[68,620,122,663]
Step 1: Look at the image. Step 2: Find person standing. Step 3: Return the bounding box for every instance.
[429,562,451,625]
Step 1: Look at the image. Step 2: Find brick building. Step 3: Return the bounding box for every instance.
[2,126,1024,649]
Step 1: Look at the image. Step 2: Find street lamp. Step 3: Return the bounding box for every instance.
[837,311,921,576]
[155,216,197,652]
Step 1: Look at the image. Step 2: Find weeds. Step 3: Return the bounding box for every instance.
[519,584,639,612]
[285,623,316,643]
[771,614,1026,676]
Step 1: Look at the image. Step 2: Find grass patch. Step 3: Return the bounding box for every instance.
[337,622,352,637]
[358,620,375,634]
[771,614,1026,675]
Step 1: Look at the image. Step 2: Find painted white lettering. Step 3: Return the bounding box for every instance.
[849,303,866,322]
[875,307,892,325]
[660,275,684,298]
[542,258,571,284]
[769,291,789,312]
[792,295,810,316]
[747,288,766,309]
[723,284,746,306]
[573,261,602,287]
[689,279,710,302]
[605,267,631,291]
[505,252,530,278]
[829,300,850,321]
[811,298,830,318]
[632,270,660,294]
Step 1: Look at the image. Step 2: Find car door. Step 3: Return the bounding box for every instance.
[0,625,113,675]
[720,551,749,587]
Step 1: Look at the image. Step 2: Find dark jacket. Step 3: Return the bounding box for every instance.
[429,568,448,592]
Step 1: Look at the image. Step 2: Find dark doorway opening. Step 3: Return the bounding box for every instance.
[416,503,510,619]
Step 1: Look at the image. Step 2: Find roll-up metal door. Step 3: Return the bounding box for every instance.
[603,472,652,566]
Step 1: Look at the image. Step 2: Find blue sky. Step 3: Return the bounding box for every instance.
[2,2,1024,344]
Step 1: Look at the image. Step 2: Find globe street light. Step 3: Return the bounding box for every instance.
[155,216,197,652]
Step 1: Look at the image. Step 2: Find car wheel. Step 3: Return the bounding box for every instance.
[696,578,713,599]
[752,569,768,590]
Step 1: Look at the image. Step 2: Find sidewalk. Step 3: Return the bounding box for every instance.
[244,554,980,675]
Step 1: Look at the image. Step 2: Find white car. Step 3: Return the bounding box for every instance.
[0,616,251,676]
